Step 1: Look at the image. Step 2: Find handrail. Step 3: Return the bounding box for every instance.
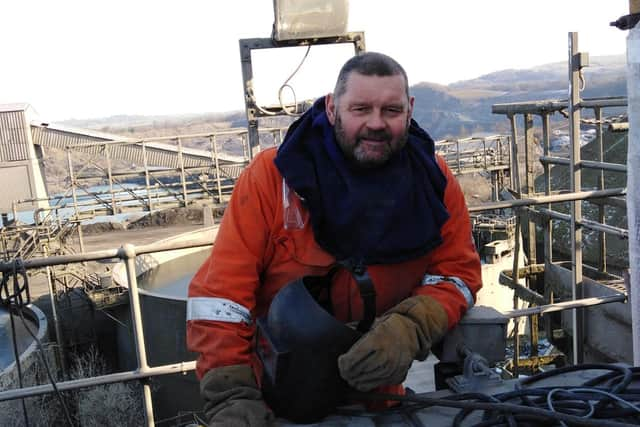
[0,235,215,426]
[0,229,629,426]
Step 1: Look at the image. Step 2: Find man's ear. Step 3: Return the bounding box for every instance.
[408,96,415,119]
[325,94,337,125]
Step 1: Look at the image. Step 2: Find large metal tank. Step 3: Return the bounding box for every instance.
[113,227,216,422]
[0,304,49,390]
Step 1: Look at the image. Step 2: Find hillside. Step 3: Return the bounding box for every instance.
[411,55,627,138]
[48,54,627,199]
[61,55,627,141]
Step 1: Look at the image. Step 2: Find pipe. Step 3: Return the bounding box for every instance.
[467,187,626,213]
[627,21,640,365]
[0,233,214,272]
[122,244,154,426]
[505,295,627,318]
[0,361,196,402]
[568,31,585,364]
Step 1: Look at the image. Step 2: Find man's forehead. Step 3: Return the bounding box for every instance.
[340,72,408,102]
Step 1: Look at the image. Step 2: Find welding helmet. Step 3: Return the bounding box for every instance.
[255,275,362,423]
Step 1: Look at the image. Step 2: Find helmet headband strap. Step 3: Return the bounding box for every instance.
[339,258,376,333]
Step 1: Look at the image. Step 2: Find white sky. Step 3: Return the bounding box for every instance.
[0,0,631,121]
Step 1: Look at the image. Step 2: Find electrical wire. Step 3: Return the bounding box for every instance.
[8,306,30,427]
[518,363,634,416]
[349,390,635,426]
[550,388,640,417]
[251,46,312,118]
[1,259,75,426]
[3,259,31,427]
[277,45,311,116]
[579,70,586,92]
[546,388,596,427]
[345,363,640,426]
[16,307,75,426]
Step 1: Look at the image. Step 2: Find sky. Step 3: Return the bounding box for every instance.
[0,0,632,121]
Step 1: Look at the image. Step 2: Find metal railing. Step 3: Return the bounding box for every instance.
[490,32,629,366]
[0,32,632,424]
[0,235,213,426]
[0,187,631,425]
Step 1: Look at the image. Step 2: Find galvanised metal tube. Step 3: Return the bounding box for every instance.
[212,135,223,203]
[580,159,627,173]
[579,97,628,108]
[568,32,585,364]
[492,97,627,115]
[0,248,121,271]
[504,295,627,318]
[0,236,216,427]
[122,244,154,426]
[467,187,626,213]
[594,106,607,272]
[627,19,640,366]
[0,235,214,272]
[537,207,629,238]
[0,361,195,402]
[539,155,571,166]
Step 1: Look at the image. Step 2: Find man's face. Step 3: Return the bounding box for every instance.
[325,72,414,168]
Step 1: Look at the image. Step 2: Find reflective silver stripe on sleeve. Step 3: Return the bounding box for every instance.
[421,274,475,309]
[187,297,252,324]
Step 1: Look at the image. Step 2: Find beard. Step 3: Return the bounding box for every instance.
[334,113,410,169]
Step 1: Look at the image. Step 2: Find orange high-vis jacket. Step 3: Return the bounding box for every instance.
[187,147,481,380]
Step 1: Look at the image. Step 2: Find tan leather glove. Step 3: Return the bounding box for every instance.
[200,364,274,427]
[338,294,448,391]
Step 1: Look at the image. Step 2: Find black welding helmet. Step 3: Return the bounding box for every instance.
[255,274,363,423]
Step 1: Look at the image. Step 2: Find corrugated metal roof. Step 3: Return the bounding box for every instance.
[30,121,136,143]
[0,109,30,161]
[30,123,246,170]
[0,103,31,113]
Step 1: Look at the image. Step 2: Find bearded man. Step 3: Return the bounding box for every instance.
[187,52,482,426]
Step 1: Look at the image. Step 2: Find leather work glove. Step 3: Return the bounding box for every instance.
[200,364,274,427]
[338,294,448,391]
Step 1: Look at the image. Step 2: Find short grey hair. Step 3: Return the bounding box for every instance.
[333,52,409,101]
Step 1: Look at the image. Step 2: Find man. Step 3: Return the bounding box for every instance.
[187,52,481,426]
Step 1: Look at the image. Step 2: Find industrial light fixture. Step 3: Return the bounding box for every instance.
[272,0,349,41]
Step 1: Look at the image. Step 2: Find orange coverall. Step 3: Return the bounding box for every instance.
[187,147,482,381]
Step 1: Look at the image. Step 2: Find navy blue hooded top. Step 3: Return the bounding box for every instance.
[274,97,449,266]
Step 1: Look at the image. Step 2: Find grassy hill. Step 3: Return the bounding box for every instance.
[51,55,628,208]
[61,55,627,141]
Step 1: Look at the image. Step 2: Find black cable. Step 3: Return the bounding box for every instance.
[492,386,639,424]
[2,259,75,426]
[584,367,640,390]
[349,391,636,426]
[495,387,601,416]
[342,363,640,425]
[471,413,559,427]
[8,306,30,427]
[517,364,635,417]
[16,304,75,426]
[3,260,31,427]
[517,364,633,391]
[452,392,510,427]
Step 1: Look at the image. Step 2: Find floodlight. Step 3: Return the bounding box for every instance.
[272,0,349,41]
